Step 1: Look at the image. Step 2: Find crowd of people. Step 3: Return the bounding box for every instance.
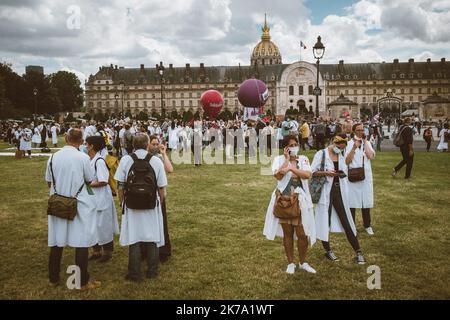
[0,113,448,284]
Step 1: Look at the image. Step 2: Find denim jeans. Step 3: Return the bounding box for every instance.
[128,242,159,280]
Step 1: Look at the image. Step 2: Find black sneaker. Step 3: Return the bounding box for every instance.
[324,250,339,262]
[356,252,366,265]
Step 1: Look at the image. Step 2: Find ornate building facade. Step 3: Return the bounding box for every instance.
[85,18,450,120]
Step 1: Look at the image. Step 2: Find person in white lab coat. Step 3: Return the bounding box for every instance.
[32,122,42,148]
[263,135,317,274]
[85,136,119,263]
[19,123,33,157]
[311,134,366,265]
[345,123,376,235]
[45,129,101,290]
[50,123,58,147]
[114,133,168,282]
[437,123,449,152]
[168,122,179,151]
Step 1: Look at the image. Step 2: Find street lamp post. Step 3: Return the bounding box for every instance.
[33,88,38,122]
[313,36,325,118]
[157,61,165,119]
[119,80,125,119]
[114,92,119,117]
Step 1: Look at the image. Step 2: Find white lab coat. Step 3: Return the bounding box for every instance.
[114,149,167,247]
[90,153,119,246]
[20,128,32,151]
[168,127,178,150]
[345,140,375,209]
[45,146,97,247]
[311,149,357,242]
[51,126,58,145]
[263,155,317,245]
[437,129,449,150]
[32,127,41,144]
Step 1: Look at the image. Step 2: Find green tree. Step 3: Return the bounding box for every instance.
[49,71,83,112]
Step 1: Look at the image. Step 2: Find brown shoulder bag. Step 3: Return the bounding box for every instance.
[273,190,300,219]
[47,155,84,220]
[348,144,365,182]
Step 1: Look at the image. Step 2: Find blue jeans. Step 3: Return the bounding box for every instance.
[128,242,159,280]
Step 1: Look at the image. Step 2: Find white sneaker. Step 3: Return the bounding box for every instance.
[365,227,375,235]
[299,262,317,274]
[285,263,296,274]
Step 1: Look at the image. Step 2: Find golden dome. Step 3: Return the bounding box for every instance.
[251,14,282,66]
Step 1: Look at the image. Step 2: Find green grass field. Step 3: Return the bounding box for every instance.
[0,140,449,299]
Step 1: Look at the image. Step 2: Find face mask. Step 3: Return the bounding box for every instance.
[288,146,299,155]
[333,146,342,155]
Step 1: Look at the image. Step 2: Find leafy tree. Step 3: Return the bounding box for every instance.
[49,71,83,112]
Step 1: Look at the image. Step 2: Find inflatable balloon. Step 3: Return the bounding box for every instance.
[200,90,224,119]
[237,79,269,108]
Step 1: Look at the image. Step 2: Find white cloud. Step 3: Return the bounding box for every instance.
[0,0,448,84]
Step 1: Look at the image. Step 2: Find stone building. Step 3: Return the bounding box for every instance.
[85,18,449,120]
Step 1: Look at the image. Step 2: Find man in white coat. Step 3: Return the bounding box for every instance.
[45,129,100,289]
[311,134,366,265]
[345,123,376,235]
[114,133,167,282]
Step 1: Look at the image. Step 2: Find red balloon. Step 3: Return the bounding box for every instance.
[200,90,224,119]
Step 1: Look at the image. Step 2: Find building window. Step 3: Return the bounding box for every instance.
[373,97,376,102]
[410,96,413,101]
[362,97,366,103]
[152,101,155,107]
[401,89,405,94]
[135,94,138,99]
[289,86,294,95]
[135,101,138,107]
[308,85,313,95]
[353,89,357,95]
[299,86,304,95]
[345,89,349,95]
[127,101,130,107]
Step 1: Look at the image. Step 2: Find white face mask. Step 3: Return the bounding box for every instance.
[289,146,299,155]
[333,146,342,155]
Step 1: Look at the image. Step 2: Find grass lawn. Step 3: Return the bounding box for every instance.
[0,141,449,299]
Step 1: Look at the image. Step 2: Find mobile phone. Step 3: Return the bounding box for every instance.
[335,170,347,178]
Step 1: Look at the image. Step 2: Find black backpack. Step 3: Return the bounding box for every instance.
[124,153,158,210]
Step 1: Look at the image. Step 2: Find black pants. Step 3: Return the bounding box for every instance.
[322,184,360,252]
[49,246,89,286]
[350,208,371,228]
[394,145,414,178]
[425,138,432,151]
[93,241,114,253]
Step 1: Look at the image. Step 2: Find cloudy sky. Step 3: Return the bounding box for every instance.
[1,0,449,85]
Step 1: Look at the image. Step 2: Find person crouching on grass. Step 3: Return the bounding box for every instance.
[85,136,119,263]
[311,134,366,265]
[263,135,317,275]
